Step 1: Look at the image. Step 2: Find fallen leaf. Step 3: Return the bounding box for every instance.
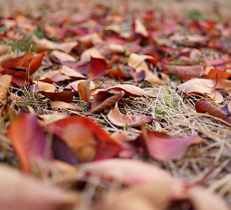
[195,100,231,124]
[79,159,186,199]
[0,164,79,210]
[33,81,56,92]
[0,45,10,55]
[105,66,128,79]
[38,114,66,126]
[80,48,105,62]
[177,78,224,103]
[39,70,70,82]
[78,79,91,104]
[97,84,154,98]
[60,65,85,79]
[134,19,149,37]
[78,32,103,46]
[33,35,78,53]
[88,56,108,79]
[94,42,124,56]
[188,187,230,210]
[205,67,231,79]
[108,103,153,127]
[46,116,122,162]
[8,114,53,172]
[162,64,204,78]
[1,52,44,75]
[65,80,95,91]
[88,91,124,114]
[39,91,76,103]
[50,101,81,111]
[0,53,13,64]
[128,53,149,72]
[96,183,173,210]
[0,74,12,102]
[135,130,204,160]
[50,50,76,62]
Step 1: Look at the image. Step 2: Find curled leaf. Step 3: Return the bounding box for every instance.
[0,74,12,102]
[108,103,153,127]
[88,91,124,114]
[97,84,154,98]
[195,100,231,124]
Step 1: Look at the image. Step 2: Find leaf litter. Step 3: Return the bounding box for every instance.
[0,0,231,209]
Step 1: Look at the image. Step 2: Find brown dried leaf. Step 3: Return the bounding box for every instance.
[105,66,128,79]
[134,19,148,37]
[50,101,81,111]
[51,50,76,62]
[96,183,172,210]
[80,48,105,62]
[39,70,70,82]
[80,159,186,199]
[33,35,77,54]
[88,91,124,114]
[60,65,85,79]
[108,103,153,127]
[195,100,231,124]
[34,81,56,92]
[0,74,12,102]
[0,164,79,210]
[177,79,224,103]
[188,187,229,210]
[162,65,204,78]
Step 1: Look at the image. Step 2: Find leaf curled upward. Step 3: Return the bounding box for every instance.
[195,101,231,124]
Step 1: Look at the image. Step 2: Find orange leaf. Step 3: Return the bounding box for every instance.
[78,79,91,104]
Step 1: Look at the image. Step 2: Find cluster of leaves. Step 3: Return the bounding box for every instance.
[0,1,231,210]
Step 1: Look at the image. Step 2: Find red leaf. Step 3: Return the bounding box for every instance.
[142,130,204,160]
[108,103,153,127]
[89,56,108,79]
[195,101,231,124]
[8,114,53,172]
[39,91,77,103]
[88,91,124,114]
[46,116,121,162]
